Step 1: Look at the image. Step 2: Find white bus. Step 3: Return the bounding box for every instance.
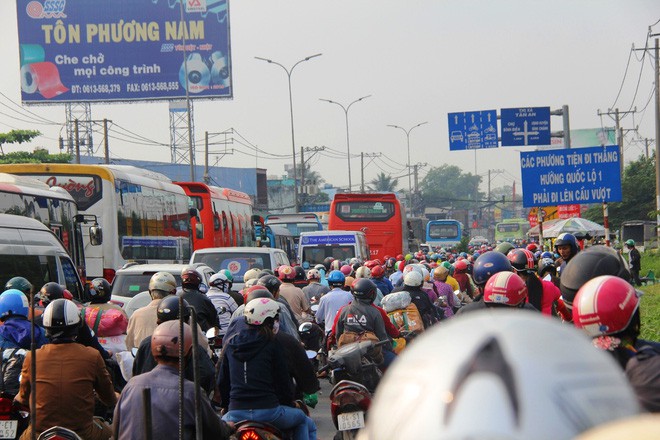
[0,164,192,282]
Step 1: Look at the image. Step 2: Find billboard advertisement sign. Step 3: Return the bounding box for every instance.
[520,145,622,208]
[16,0,232,103]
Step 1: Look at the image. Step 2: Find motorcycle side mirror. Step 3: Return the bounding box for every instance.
[305,350,317,360]
[311,304,320,313]
[206,328,218,339]
[131,348,138,357]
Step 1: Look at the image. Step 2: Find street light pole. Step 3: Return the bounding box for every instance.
[255,53,322,212]
[320,95,372,192]
[387,122,428,215]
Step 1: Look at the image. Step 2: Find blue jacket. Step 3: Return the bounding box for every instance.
[373,277,394,295]
[0,317,47,349]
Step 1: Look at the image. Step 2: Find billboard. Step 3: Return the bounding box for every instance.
[520,145,622,208]
[16,0,232,103]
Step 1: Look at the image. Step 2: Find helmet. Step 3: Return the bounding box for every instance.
[625,239,635,247]
[404,271,423,287]
[326,270,346,286]
[306,269,321,280]
[432,265,449,280]
[42,299,81,339]
[298,321,314,335]
[314,264,326,272]
[151,320,193,359]
[4,277,32,295]
[351,278,378,303]
[37,282,65,307]
[278,265,296,281]
[559,246,630,305]
[495,241,515,255]
[209,270,233,292]
[454,260,468,272]
[243,268,262,283]
[344,276,355,288]
[340,265,353,277]
[537,257,557,277]
[541,251,554,259]
[0,289,29,319]
[181,269,202,288]
[149,272,177,294]
[244,286,274,303]
[330,260,342,271]
[293,266,306,281]
[90,278,112,303]
[156,296,190,323]
[526,243,539,252]
[507,249,535,272]
[385,258,396,269]
[244,298,280,326]
[572,275,640,337]
[483,271,528,306]
[554,233,579,255]
[472,251,512,286]
[257,275,282,295]
[371,265,385,278]
[364,260,379,269]
[323,257,335,271]
[355,266,371,279]
[361,311,641,439]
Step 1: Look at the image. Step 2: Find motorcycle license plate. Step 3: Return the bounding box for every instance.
[0,420,17,439]
[337,411,365,431]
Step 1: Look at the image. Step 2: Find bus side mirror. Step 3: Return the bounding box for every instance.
[189,208,201,221]
[89,225,103,246]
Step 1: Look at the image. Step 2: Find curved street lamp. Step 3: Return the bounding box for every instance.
[387,121,428,215]
[319,95,372,192]
[255,53,322,212]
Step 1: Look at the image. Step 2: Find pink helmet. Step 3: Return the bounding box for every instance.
[483,272,527,306]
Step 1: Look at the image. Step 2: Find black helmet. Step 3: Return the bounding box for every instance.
[37,282,65,307]
[181,269,202,288]
[351,278,377,303]
[5,277,32,295]
[42,298,81,339]
[537,257,557,277]
[259,269,275,277]
[559,246,630,305]
[507,249,535,273]
[293,266,306,281]
[157,296,190,323]
[472,251,513,286]
[90,278,112,304]
[257,275,282,295]
[323,257,335,271]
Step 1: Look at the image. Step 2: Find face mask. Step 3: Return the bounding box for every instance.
[272,321,280,334]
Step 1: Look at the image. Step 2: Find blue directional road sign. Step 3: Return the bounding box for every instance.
[501,107,551,147]
[448,110,498,151]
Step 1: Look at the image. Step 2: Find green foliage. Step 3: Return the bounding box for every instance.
[456,234,469,253]
[583,154,655,229]
[369,172,398,192]
[0,149,71,164]
[420,164,484,209]
[638,249,660,341]
[0,129,40,147]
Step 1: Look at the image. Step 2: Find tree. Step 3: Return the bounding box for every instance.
[369,172,398,192]
[0,130,41,154]
[0,148,71,164]
[419,164,483,210]
[583,153,655,229]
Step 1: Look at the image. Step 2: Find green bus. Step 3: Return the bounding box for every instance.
[494,218,530,243]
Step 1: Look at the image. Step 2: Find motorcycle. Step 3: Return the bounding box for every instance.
[0,394,28,440]
[322,339,388,440]
[231,399,309,440]
[36,426,81,439]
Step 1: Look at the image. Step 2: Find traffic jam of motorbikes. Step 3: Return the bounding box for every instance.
[0,237,657,440]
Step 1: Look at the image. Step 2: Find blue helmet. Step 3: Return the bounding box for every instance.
[0,289,29,319]
[541,251,554,260]
[472,251,513,286]
[327,270,346,286]
[554,233,579,256]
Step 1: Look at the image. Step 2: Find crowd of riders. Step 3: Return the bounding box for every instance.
[0,229,657,439]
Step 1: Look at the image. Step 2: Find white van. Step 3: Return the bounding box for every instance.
[0,214,85,300]
[298,231,370,266]
[190,246,290,291]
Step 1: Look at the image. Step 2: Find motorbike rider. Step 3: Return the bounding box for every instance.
[4,277,33,298]
[277,265,312,323]
[458,271,537,314]
[430,265,458,318]
[370,265,393,295]
[391,271,440,328]
[315,270,353,334]
[207,270,239,339]
[16,299,117,440]
[332,279,399,368]
[572,275,659,412]
[0,290,47,397]
[507,248,560,315]
[302,268,330,303]
[554,232,580,275]
[131,295,216,394]
[125,271,177,350]
[114,320,233,439]
[625,239,642,286]
[82,278,128,337]
[179,268,219,332]
[219,298,317,440]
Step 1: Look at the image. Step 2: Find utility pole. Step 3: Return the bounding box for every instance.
[655,37,660,248]
[301,146,326,205]
[359,152,382,192]
[412,162,427,217]
[74,119,80,164]
[103,119,109,164]
[204,131,210,184]
[597,107,637,178]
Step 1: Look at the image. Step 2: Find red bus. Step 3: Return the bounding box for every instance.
[175,182,255,250]
[328,192,408,259]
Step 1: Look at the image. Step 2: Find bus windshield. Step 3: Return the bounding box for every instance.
[428,223,459,238]
[334,201,395,221]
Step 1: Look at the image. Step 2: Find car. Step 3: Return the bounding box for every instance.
[190,246,290,292]
[450,131,464,142]
[110,263,215,314]
[468,236,489,247]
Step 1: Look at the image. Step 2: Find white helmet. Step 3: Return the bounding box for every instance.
[359,310,640,440]
[244,298,280,326]
[355,266,371,279]
[306,269,321,280]
[149,271,177,294]
[403,271,423,287]
[243,268,262,282]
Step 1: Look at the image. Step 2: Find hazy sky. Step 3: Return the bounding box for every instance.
[1,1,658,194]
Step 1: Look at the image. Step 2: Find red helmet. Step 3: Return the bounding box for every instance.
[277,265,296,281]
[396,254,405,261]
[364,260,378,269]
[483,271,528,306]
[526,243,539,252]
[507,249,535,272]
[340,265,353,276]
[371,265,385,278]
[396,261,406,272]
[181,269,202,288]
[151,321,193,359]
[454,259,468,272]
[572,275,640,337]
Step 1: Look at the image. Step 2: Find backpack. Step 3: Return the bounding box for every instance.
[625,344,660,412]
[337,305,384,364]
[1,348,27,397]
